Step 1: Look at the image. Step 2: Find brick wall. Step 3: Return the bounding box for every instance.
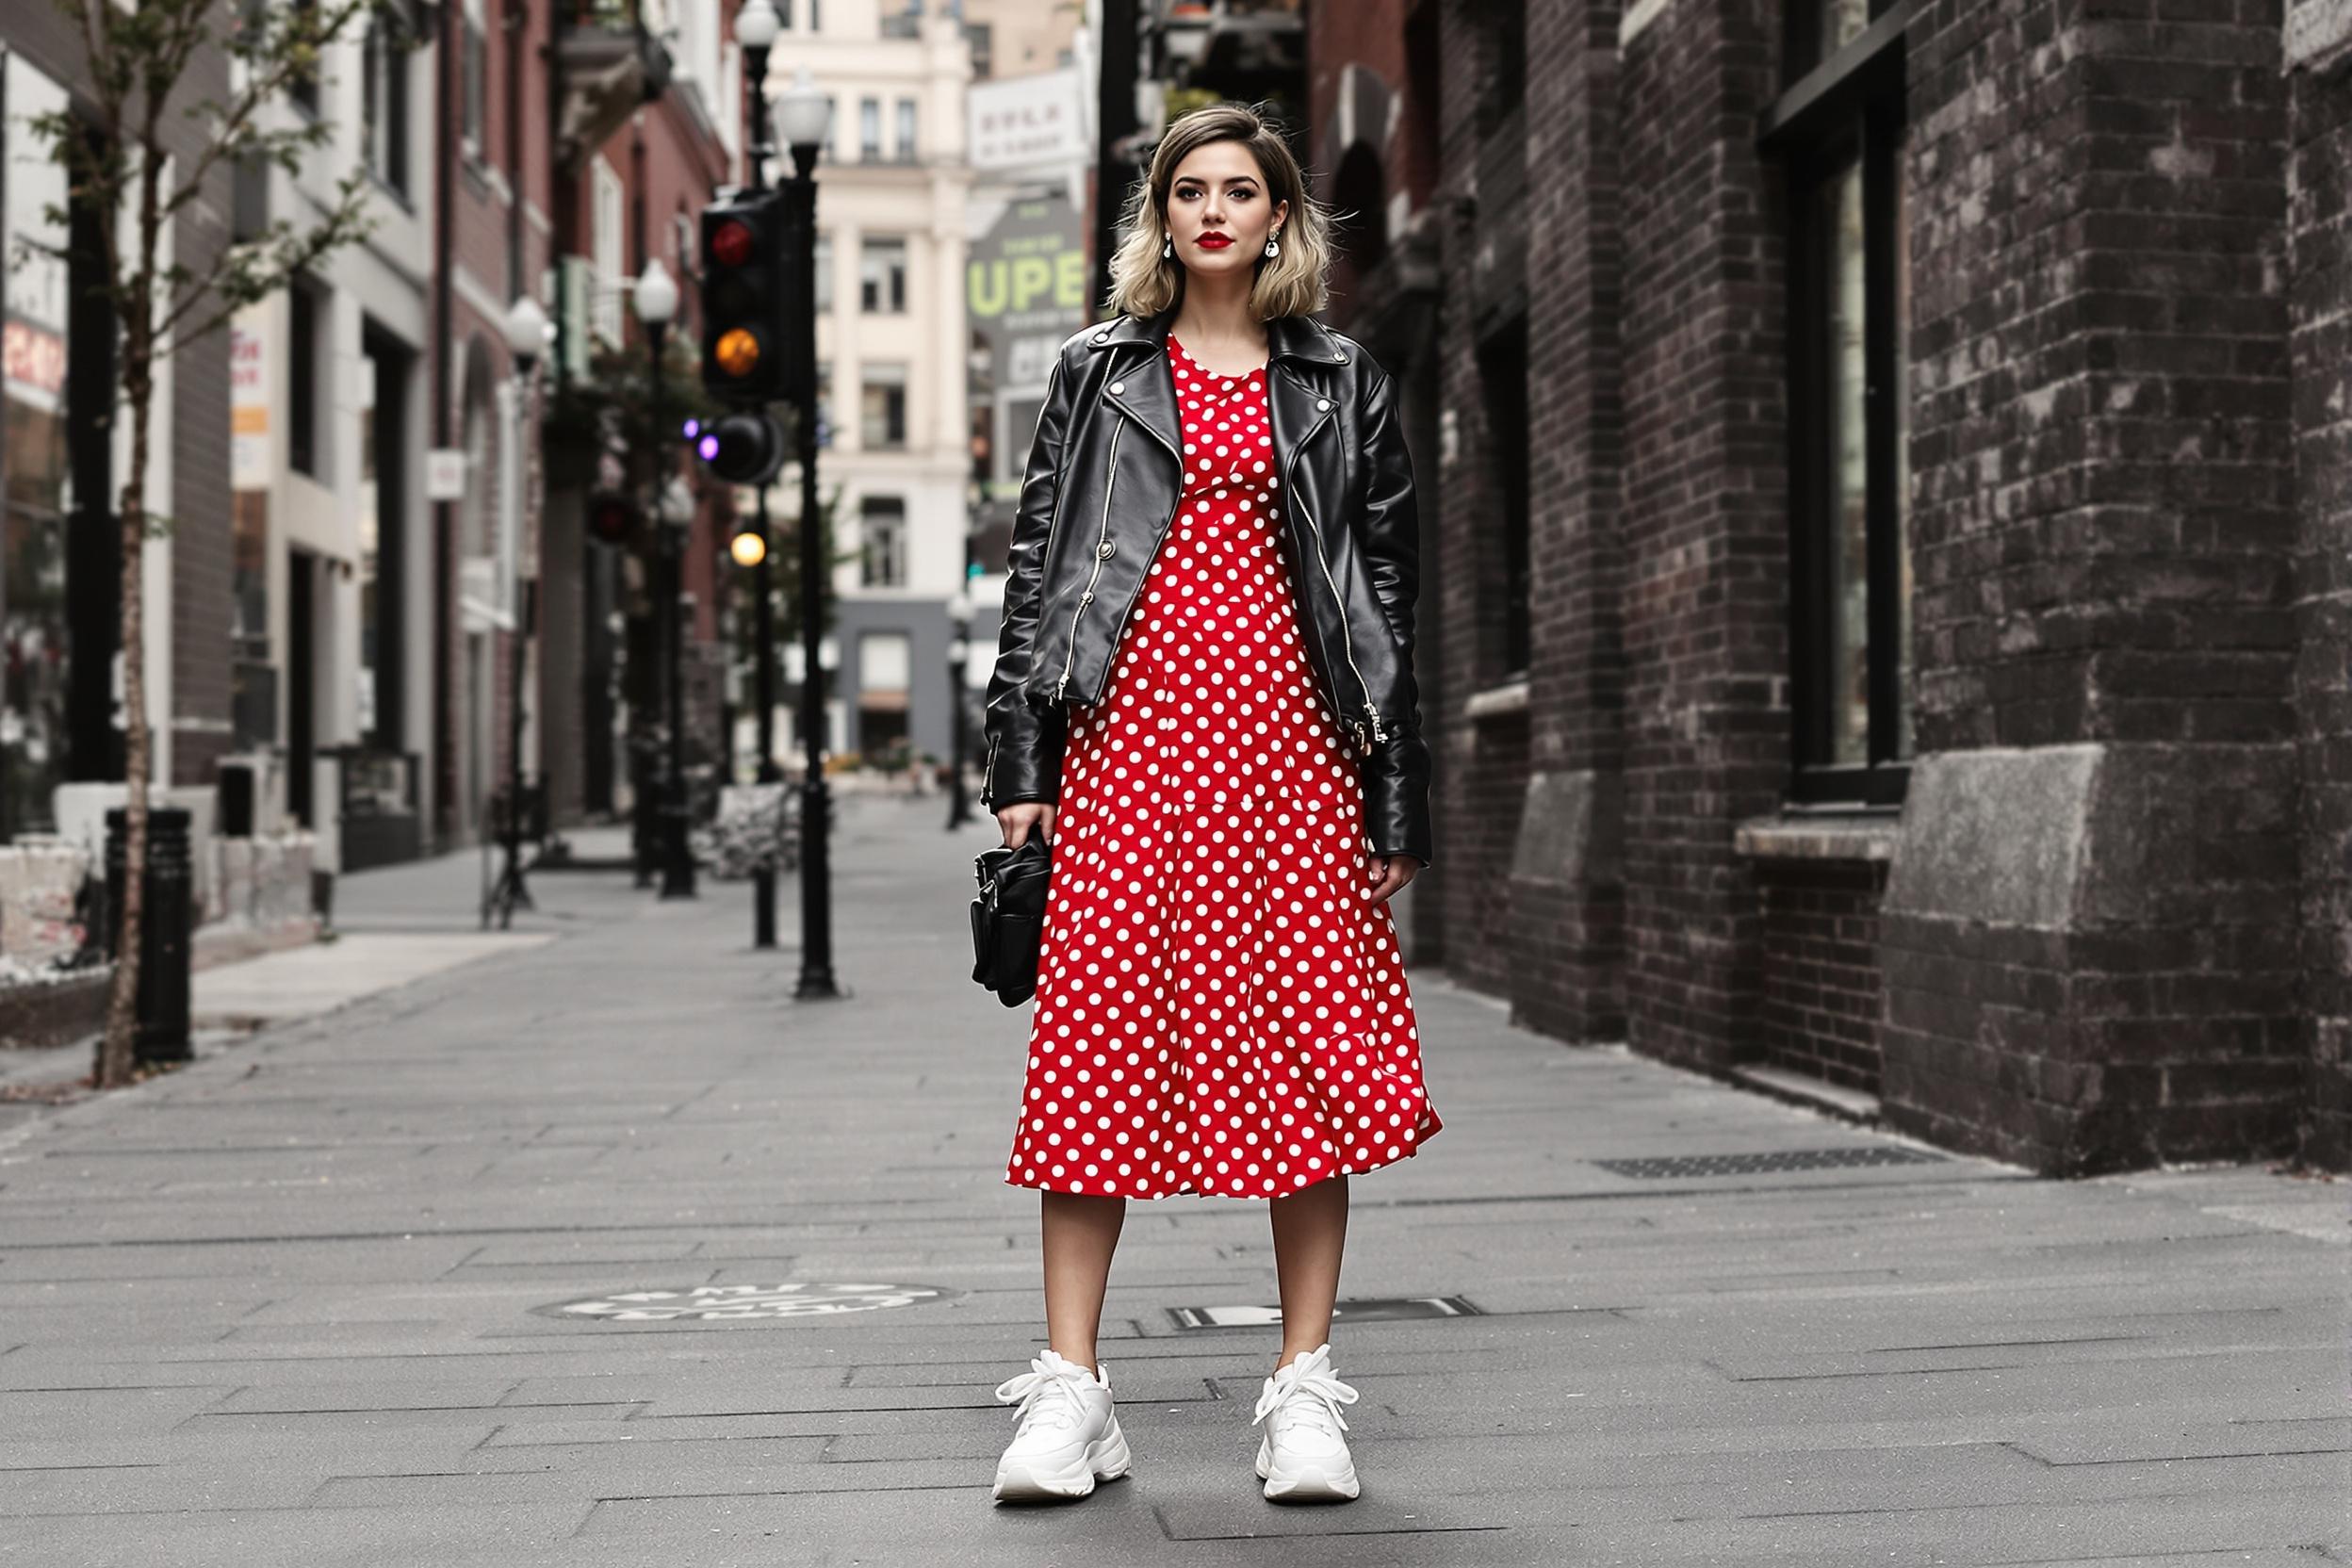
[1427,0,1533,993]
[1612,0,1788,1072]
[1509,0,1628,1042]
[2288,38,2352,1167]
[1887,0,2304,1171]
[1755,858,1888,1094]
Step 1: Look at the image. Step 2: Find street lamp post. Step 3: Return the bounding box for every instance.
[636,257,696,900]
[487,294,550,927]
[776,69,840,999]
[738,0,782,951]
[946,589,974,830]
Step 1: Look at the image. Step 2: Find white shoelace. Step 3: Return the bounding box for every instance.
[1252,1348,1360,1437]
[995,1355,1101,1434]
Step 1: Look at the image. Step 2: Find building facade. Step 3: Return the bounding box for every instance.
[1298,0,2349,1175]
[767,0,974,765]
[543,0,740,828]
[0,13,247,972]
[228,1,439,874]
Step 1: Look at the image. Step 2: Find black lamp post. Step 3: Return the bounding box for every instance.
[486,293,549,927]
[637,256,696,900]
[945,588,974,829]
[775,66,840,1000]
[737,0,782,950]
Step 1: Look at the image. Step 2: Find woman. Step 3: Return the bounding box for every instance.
[978,101,1440,1507]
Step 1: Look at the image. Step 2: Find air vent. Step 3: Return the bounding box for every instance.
[1592,1147,1944,1179]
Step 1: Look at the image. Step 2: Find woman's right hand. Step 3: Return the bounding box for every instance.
[997,801,1056,849]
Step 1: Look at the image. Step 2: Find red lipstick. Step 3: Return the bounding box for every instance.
[1196,232,1233,250]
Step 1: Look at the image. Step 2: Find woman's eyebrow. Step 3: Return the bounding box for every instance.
[1176,175,1261,187]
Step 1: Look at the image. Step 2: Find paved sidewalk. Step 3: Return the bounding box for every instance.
[0,795,2343,1566]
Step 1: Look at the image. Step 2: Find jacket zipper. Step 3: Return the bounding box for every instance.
[988,358,1070,802]
[1055,417,1123,701]
[1283,416,1388,751]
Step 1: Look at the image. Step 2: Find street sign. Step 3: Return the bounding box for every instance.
[426,448,468,501]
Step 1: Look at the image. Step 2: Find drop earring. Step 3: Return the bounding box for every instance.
[1163,235,1173,258]
[1264,230,1281,258]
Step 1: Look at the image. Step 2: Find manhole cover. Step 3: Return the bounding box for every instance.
[1592,1147,1944,1179]
[1168,1296,1481,1331]
[532,1282,955,1321]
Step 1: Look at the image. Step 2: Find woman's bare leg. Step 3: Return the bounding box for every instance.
[1268,1173,1349,1371]
[1040,1191,1126,1373]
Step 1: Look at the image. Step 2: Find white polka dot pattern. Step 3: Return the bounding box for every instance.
[1004,335,1444,1202]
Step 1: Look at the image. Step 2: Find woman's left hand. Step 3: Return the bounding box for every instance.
[1368,855,1420,903]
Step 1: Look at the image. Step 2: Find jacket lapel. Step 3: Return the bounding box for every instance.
[1085,308,1351,490]
[1087,310,1184,466]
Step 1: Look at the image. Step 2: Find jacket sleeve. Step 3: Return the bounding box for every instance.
[978,350,1075,810]
[1354,368,1434,869]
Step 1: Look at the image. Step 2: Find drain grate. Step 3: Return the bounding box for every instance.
[1168,1296,1482,1331]
[532,1282,955,1322]
[1592,1146,1945,1179]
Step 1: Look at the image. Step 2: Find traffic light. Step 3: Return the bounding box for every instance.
[587,491,641,547]
[699,188,798,403]
[694,410,787,485]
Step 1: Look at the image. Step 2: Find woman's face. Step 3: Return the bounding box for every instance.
[1163,140,1288,281]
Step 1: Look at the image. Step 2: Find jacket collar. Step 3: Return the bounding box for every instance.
[1082,305,1346,485]
[1083,307,1351,368]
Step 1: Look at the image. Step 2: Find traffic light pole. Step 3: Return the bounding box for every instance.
[787,146,839,1000]
[743,37,781,955]
[752,482,779,950]
[651,318,696,901]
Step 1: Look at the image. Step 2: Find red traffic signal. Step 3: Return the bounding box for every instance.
[587,491,641,546]
[709,217,755,270]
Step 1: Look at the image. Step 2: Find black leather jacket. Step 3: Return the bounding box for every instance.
[979,306,1433,867]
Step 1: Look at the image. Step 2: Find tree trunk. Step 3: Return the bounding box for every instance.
[94,364,152,1090]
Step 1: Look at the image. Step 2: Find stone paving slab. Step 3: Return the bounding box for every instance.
[0,796,2342,1565]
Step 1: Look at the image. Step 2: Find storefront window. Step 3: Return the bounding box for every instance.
[3,55,74,839]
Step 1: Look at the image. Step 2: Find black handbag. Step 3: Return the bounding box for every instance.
[971,832,1052,1007]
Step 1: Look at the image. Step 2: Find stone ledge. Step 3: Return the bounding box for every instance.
[1733,812,1902,863]
[1463,678,1529,721]
[1726,1062,1884,1125]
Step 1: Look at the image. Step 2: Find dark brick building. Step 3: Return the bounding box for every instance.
[1307,0,2350,1175]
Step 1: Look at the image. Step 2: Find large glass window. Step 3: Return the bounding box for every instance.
[4,55,77,837]
[860,237,906,314]
[895,98,919,163]
[860,496,906,587]
[859,97,882,161]
[861,362,906,449]
[362,8,412,197]
[1477,327,1530,679]
[287,282,320,478]
[461,0,488,159]
[1767,3,1913,806]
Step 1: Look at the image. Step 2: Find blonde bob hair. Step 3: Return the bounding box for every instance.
[1102,102,1333,322]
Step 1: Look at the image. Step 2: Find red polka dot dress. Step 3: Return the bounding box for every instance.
[1004,335,1444,1201]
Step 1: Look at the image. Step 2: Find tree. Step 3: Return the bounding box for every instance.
[24,0,384,1089]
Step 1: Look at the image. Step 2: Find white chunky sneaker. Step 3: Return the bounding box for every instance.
[990,1348,1133,1502]
[1251,1342,1362,1501]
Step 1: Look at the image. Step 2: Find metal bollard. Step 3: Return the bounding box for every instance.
[105,806,194,1065]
